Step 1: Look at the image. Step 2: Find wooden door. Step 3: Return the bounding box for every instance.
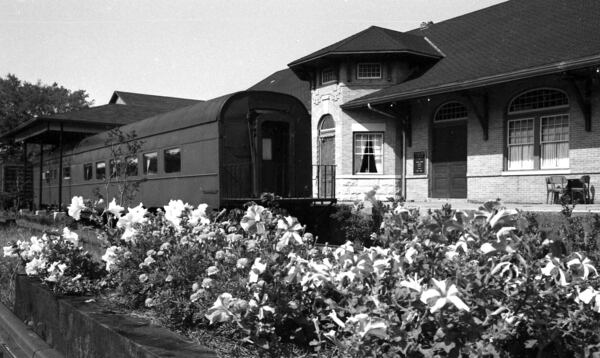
[318,136,335,197]
[431,124,467,198]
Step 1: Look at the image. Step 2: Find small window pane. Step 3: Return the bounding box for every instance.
[354,133,383,174]
[357,63,382,79]
[262,138,272,160]
[84,163,92,180]
[96,162,106,180]
[126,156,138,176]
[143,152,158,175]
[63,167,71,180]
[164,148,181,173]
[435,102,468,121]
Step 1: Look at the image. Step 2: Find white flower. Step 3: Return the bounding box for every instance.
[165,275,173,282]
[205,293,237,324]
[3,245,17,258]
[189,204,210,226]
[117,203,148,229]
[576,287,596,304]
[480,242,496,254]
[163,199,189,227]
[101,246,120,271]
[328,310,346,328]
[240,204,267,234]
[346,314,387,339]
[405,246,418,264]
[567,253,597,280]
[276,216,303,251]
[62,227,79,246]
[139,273,148,283]
[540,256,568,286]
[106,198,124,218]
[67,196,86,220]
[206,266,219,276]
[491,261,520,280]
[25,257,47,276]
[496,226,516,240]
[400,273,423,293]
[420,278,470,313]
[249,258,267,283]
[29,236,45,254]
[236,258,249,269]
[488,209,518,229]
[144,298,154,307]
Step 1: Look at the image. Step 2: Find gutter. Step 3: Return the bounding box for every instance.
[0,302,63,358]
[344,55,600,109]
[366,104,407,200]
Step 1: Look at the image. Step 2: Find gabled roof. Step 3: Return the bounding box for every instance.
[109,91,201,111]
[288,25,442,68]
[343,0,600,108]
[248,68,311,111]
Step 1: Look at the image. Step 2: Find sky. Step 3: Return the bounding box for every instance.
[0,0,506,105]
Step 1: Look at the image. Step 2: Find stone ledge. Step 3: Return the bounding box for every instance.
[13,275,217,358]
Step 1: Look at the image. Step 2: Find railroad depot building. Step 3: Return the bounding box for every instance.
[267,0,600,203]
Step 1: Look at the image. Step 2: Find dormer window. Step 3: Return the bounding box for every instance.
[357,63,382,79]
[321,68,335,84]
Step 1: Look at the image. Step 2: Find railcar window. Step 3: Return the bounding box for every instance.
[84,163,92,180]
[63,167,71,180]
[164,148,181,173]
[126,156,138,176]
[109,159,123,178]
[96,161,106,180]
[143,152,158,175]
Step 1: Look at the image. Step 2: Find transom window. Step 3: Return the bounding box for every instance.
[357,63,382,79]
[508,88,569,113]
[506,88,569,170]
[319,114,335,137]
[354,132,383,174]
[435,102,468,122]
[321,68,335,84]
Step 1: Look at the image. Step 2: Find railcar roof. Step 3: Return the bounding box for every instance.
[109,91,202,110]
[248,68,311,112]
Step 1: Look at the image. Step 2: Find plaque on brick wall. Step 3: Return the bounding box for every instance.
[413,151,426,175]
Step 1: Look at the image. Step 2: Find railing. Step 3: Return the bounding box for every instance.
[314,164,336,199]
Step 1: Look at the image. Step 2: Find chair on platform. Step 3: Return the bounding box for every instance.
[546,176,567,204]
[570,175,590,204]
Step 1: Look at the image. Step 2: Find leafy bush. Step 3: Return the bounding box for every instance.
[4,195,600,357]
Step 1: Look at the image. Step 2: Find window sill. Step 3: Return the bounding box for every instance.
[337,174,402,179]
[501,169,570,176]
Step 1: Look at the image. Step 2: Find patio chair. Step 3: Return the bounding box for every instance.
[570,175,590,204]
[546,175,567,204]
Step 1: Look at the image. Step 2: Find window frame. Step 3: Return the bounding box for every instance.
[83,163,93,181]
[353,132,384,175]
[356,63,382,80]
[126,155,139,177]
[321,67,335,84]
[505,88,570,171]
[63,166,71,180]
[434,101,469,123]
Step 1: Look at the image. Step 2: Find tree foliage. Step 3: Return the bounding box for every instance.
[0,73,92,134]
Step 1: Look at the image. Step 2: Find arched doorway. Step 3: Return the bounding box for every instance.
[431,102,468,198]
[318,115,335,197]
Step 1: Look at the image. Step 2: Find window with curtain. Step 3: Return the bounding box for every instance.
[143,152,158,175]
[354,132,383,174]
[507,88,569,170]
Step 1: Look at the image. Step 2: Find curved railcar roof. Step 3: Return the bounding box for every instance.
[74,90,306,151]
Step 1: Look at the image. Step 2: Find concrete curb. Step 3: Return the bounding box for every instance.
[0,302,63,358]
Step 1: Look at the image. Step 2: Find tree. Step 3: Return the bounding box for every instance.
[0,73,92,134]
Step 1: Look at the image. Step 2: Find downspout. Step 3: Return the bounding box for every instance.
[367,103,407,200]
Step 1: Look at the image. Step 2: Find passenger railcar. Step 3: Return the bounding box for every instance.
[39,91,313,208]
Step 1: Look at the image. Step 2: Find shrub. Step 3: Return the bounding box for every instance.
[4,194,600,357]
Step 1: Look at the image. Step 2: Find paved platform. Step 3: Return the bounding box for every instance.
[400,199,600,213]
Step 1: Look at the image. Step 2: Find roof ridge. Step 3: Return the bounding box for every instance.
[113,90,200,102]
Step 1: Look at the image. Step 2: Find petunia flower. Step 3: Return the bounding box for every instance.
[346,314,387,339]
[567,253,597,280]
[276,216,303,251]
[189,203,210,226]
[240,204,267,234]
[205,293,238,324]
[106,198,124,218]
[420,278,470,313]
[62,227,79,246]
[206,266,219,276]
[163,199,189,227]
[540,256,568,286]
[480,242,496,254]
[67,196,86,220]
[249,257,267,283]
[400,273,423,293]
[405,246,418,264]
[3,244,17,258]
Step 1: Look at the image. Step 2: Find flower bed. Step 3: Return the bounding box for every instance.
[4,196,600,357]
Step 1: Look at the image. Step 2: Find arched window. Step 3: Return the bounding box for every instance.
[434,101,468,122]
[506,88,569,170]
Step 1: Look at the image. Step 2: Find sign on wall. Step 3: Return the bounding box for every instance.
[413,151,426,175]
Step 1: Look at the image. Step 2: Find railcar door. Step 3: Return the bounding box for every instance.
[260,121,290,196]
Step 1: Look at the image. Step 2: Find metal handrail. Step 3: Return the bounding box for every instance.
[314,164,336,199]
